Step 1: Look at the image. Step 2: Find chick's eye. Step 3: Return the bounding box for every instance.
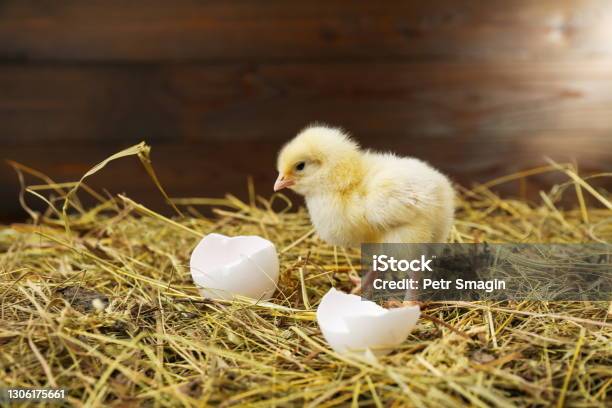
[295,161,306,171]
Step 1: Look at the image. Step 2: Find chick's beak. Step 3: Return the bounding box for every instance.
[274,173,295,191]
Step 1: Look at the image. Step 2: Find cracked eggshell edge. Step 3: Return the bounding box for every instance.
[316,287,420,356]
[190,233,280,301]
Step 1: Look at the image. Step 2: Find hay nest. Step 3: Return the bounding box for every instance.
[1,144,610,407]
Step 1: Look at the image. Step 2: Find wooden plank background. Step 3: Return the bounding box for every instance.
[1,1,611,221]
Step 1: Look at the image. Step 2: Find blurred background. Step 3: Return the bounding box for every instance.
[1,1,611,222]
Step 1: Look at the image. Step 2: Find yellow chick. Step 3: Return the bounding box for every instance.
[274,125,455,246]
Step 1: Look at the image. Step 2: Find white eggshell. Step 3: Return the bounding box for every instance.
[190,233,279,300]
[316,287,420,357]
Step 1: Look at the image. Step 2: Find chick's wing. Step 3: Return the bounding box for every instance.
[361,157,441,232]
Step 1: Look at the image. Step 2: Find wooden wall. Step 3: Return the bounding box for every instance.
[1,1,611,221]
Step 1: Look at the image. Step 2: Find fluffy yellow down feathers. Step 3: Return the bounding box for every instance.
[275,125,455,247]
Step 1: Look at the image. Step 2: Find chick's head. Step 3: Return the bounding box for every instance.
[275,125,362,196]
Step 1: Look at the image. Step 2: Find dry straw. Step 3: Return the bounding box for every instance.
[1,144,610,407]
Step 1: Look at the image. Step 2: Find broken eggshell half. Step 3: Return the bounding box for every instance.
[316,287,420,357]
[190,233,279,300]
